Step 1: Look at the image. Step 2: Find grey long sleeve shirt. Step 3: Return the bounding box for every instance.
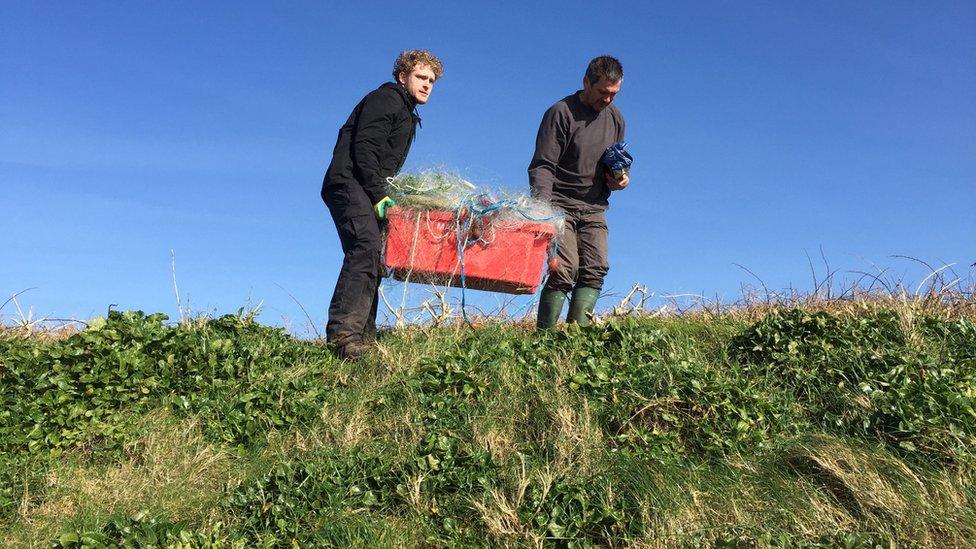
[528,91,625,212]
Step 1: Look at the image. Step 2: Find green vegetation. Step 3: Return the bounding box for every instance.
[1,303,975,547]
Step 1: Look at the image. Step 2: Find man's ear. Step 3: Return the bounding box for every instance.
[398,71,408,85]
[582,76,591,89]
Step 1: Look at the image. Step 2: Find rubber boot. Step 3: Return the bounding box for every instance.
[567,287,600,326]
[536,289,567,330]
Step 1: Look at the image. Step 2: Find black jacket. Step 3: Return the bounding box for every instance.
[321,82,420,205]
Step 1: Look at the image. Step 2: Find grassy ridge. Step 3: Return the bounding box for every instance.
[1,304,975,547]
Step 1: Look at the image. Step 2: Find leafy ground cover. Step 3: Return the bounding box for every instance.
[1,301,974,547]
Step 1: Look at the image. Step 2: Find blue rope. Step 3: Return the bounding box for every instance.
[389,176,566,324]
[456,214,472,325]
[451,192,563,325]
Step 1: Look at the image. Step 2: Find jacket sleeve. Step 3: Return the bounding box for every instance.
[528,104,568,203]
[351,89,395,205]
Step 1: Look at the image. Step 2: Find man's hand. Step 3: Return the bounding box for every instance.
[606,172,629,191]
[374,196,396,220]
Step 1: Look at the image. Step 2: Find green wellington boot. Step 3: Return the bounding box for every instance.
[567,287,601,326]
[536,289,567,330]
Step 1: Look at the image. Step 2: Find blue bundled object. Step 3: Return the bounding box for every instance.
[601,141,634,171]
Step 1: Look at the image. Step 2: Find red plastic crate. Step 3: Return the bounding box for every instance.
[384,206,555,294]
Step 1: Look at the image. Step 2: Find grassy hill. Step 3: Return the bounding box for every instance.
[1,298,974,547]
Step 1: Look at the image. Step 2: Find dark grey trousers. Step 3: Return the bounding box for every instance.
[545,208,609,293]
[322,183,382,346]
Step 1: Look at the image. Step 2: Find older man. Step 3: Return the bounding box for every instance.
[321,50,443,359]
[529,55,628,329]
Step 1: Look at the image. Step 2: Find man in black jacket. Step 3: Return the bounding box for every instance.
[321,50,443,359]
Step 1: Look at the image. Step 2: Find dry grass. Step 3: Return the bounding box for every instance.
[777,436,976,546]
[633,435,976,547]
[277,361,426,463]
[614,268,976,324]
[3,411,240,548]
[0,322,82,343]
[549,399,604,477]
[368,260,976,330]
[472,459,550,548]
[282,397,423,462]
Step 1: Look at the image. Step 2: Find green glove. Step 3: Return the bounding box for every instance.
[374,196,396,220]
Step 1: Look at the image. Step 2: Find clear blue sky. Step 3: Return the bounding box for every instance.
[2,1,974,332]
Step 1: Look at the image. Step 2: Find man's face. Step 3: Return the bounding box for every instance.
[581,76,622,111]
[398,63,436,104]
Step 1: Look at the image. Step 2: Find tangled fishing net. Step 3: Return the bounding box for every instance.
[386,171,565,235]
[380,171,564,324]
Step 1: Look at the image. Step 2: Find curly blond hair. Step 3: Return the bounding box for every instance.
[393,50,444,82]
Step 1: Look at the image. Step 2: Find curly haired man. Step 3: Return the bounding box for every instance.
[321,50,443,359]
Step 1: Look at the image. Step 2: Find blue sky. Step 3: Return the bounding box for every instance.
[2,1,974,332]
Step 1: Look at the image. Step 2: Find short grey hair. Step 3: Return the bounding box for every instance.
[585,55,623,84]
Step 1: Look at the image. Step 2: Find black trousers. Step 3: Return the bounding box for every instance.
[322,183,382,346]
